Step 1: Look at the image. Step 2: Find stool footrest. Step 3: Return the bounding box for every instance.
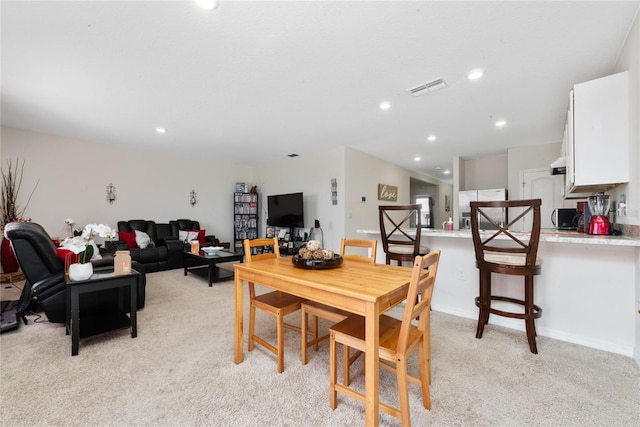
[475,295,542,320]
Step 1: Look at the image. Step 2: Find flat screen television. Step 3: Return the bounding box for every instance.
[267,192,304,228]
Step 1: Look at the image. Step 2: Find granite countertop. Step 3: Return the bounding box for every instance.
[356,228,640,247]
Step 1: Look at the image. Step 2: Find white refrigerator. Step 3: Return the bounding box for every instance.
[459,188,508,229]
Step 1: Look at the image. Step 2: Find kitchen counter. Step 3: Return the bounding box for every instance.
[356,228,640,247]
[357,228,640,362]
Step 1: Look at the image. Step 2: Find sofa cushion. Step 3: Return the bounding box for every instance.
[55,248,78,264]
[179,230,199,243]
[135,230,155,249]
[187,229,206,244]
[119,231,138,249]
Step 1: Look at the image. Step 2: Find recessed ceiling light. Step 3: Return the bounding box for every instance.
[155,127,167,134]
[194,0,218,10]
[495,120,507,127]
[435,166,441,170]
[468,69,484,80]
[427,135,436,142]
[414,156,421,161]
[444,170,451,175]
[379,102,391,110]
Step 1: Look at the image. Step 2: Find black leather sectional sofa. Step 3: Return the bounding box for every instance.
[108,219,220,273]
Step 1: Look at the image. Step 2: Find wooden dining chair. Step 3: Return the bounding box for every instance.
[244,237,307,373]
[470,199,543,353]
[329,250,441,426]
[379,204,429,266]
[301,238,377,375]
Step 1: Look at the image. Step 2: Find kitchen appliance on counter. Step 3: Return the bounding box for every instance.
[552,208,580,230]
[459,188,507,230]
[576,201,588,233]
[587,194,611,235]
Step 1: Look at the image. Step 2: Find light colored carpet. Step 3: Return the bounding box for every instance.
[1,268,639,426]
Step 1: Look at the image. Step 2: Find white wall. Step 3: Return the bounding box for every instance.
[343,147,450,238]
[611,11,639,228]
[0,126,254,244]
[253,146,346,252]
[609,11,640,365]
[462,155,508,190]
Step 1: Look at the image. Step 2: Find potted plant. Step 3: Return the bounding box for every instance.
[0,159,39,273]
[59,223,116,281]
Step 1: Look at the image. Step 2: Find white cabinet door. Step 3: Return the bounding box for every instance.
[568,71,629,194]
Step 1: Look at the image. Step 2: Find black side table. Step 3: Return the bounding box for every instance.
[65,267,139,356]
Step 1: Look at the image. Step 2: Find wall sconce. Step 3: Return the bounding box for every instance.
[190,190,197,207]
[106,183,116,204]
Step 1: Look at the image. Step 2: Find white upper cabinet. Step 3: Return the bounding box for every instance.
[565,71,629,195]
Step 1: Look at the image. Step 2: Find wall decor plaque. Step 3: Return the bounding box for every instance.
[377,184,398,201]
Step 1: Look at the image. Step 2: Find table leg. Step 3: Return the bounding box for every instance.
[71,287,80,356]
[364,301,380,426]
[234,271,244,364]
[130,275,137,338]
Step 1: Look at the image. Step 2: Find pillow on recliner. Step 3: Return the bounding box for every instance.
[119,231,138,249]
[187,229,206,244]
[179,230,199,243]
[135,230,155,249]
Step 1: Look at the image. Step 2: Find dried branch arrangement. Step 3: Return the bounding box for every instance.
[0,159,40,227]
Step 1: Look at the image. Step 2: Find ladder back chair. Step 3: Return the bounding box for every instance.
[379,204,429,266]
[301,238,377,374]
[329,250,441,426]
[244,237,307,373]
[470,199,543,354]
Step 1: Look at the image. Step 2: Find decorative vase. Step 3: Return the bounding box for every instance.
[0,237,20,274]
[68,263,93,281]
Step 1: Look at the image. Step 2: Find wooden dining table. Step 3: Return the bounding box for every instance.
[233,257,415,426]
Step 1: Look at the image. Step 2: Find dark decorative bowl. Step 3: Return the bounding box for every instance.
[292,254,343,269]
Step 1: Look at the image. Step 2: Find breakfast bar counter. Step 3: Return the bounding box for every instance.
[357,228,640,360]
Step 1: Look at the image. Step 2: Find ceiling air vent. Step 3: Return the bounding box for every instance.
[407,77,448,97]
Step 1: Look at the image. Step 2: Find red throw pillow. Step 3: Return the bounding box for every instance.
[118,231,138,249]
[187,229,206,244]
[55,248,78,264]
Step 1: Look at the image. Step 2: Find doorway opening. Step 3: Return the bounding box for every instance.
[410,177,437,228]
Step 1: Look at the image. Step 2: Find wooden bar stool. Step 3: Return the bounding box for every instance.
[470,199,543,354]
[379,204,429,266]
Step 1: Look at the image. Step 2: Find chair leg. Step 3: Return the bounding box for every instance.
[343,345,351,386]
[396,357,411,427]
[248,303,256,351]
[329,331,338,410]
[425,314,432,385]
[277,310,285,373]
[301,308,309,365]
[312,315,319,351]
[418,335,431,410]
[524,276,538,354]
[476,270,491,339]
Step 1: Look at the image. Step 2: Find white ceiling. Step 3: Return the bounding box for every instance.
[2,1,638,182]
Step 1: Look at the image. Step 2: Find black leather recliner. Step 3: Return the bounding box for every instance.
[169,219,219,247]
[114,220,184,272]
[3,222,146,324]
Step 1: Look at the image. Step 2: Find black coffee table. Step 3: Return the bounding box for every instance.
[183,249,243,286]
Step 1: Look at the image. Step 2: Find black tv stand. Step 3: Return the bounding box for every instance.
[278,227,304,256]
